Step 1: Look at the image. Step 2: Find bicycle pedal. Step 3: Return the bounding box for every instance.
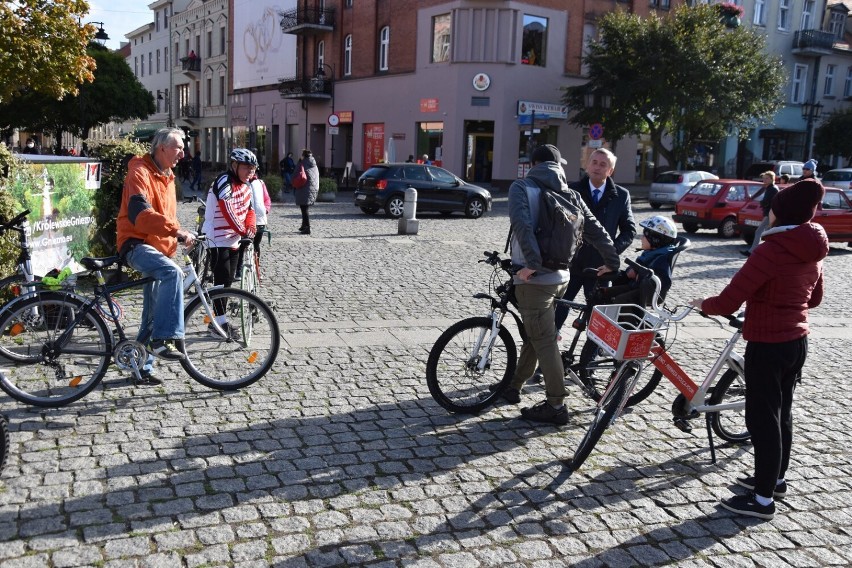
[673,418,693,433]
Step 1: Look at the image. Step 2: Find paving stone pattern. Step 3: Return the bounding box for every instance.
[1,192,851,566]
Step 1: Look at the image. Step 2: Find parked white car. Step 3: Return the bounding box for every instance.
[649,170,719,209]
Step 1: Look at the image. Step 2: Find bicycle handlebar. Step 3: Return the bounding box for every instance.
[624,258,693,322]
[0,210,30,233]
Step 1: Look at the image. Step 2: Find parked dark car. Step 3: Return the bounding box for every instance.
[354,163,492,218]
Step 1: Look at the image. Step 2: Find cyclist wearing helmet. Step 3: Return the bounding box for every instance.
[202,148,258,339]
[601,215,679,306]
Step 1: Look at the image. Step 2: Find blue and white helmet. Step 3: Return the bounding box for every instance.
[229,148,258,167]
[640,215,678,247]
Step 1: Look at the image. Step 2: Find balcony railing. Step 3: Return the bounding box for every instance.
[180,56,201,72]
[279,6,335,34]
[792,29,836,53]
[278,76,333,100]
[179,104,200,118]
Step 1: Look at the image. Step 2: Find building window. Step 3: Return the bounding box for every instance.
[345,0,352,6]
[344,34,352,76]
[828,11,846,39]
[207,30,212,58]
[148,52,152,76]
[219,75,225,105]
[206,77,212,106]
[317,40,325,69]
[379,26,389,71]
[175,42,180,65]
[134,56,138,77]
[165,47,169,71]
[221,25,226,54]
[824,64,836,96]
[156,12,160,32]
[845,67,852,98]
[753,0,765,26]
[801,0,815,30]
[777,0,790,31]
[140,55,144,77]
[432,13,451,63]
[792,64,808,103]
[164,7,169,29]
[522,15,547,66]
[156,49,161,73]
[649,0,670,8]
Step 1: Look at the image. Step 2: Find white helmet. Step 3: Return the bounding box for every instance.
[640,215,678,246]
[229,148,258,167]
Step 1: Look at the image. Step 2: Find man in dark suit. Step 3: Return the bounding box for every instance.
[555,148,636,332]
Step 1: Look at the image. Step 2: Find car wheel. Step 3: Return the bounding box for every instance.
[718,216,737,238]
[465,197,486,219]
[385,195,405,218]
[359,206,379,215]
[682,222,699,234]
[650,202,662,210]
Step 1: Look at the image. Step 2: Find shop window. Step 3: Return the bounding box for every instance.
[521,15,547,66]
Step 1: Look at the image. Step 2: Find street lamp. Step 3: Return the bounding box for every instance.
[801,100,823,162]
[315,63,335,171]
[88,22,110,46]
[157,90,173,127]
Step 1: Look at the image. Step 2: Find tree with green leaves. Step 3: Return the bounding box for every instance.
[0,44,155,150]
[0,0,96,103]
[564,4,785,170]
[814,108,852,167]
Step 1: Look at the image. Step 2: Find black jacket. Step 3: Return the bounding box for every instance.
[568,176,636,272]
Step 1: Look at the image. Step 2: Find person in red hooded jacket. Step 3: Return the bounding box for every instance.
[691,178,828,520]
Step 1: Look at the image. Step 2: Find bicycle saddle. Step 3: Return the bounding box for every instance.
[80,256,121,271]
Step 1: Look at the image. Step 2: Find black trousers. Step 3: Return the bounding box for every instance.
[300,205,310,229]
[744,336,807,499]
[210,247,239,315]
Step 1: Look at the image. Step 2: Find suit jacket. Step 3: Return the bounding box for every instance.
[568,176,636,271]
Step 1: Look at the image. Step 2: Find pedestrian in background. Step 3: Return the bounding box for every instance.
[691,178,827,520]
[190,152,203,191]
[801,159,818,180]
[499,144,618,425]
[295,149,319,235]
[280,152,296,194]
[741,171,779,257]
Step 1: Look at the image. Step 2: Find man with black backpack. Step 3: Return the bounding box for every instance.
[502,144,620,425]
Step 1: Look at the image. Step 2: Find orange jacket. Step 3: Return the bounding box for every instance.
[116,154,181,257]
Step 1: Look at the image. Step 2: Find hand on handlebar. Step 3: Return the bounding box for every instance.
[176,229,195,248]
[689,298,704,310]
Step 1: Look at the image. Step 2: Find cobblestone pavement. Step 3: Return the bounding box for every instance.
[1,191,851,567]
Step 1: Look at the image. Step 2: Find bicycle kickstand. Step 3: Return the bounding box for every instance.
[705,414,717,464]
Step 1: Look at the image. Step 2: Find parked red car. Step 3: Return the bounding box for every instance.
[673,179,763,237]
[737,186,852,245]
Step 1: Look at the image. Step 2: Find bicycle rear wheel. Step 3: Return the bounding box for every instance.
[0,293,111,407]
[0,413,8,473]
[181,288,279,390]
[708,368,750,443]
[426,317,517,414]
[568,362,635,474]
[578,340,663,407]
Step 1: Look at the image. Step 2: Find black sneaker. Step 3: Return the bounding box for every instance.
[530,368,544,384]
[208,322,240,341]
[488,383,521,404]
[736,476,787,499]
[520,400,569,425]
[720,492,775,520]
[740,250,751,257]
[148,339,186,361]
[133,369,162,386]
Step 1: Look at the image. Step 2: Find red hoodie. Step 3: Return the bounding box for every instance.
[701,222,827,343]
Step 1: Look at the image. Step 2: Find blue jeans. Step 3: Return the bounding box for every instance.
[126,244,185,344]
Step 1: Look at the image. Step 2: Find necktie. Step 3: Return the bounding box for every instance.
[592,189,601,205]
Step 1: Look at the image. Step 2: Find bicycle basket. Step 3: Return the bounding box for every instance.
[587,304,667,360]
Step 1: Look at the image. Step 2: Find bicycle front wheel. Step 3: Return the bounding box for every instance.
[181,288,279,390]
[578,340,663,407]
[0,413,8,473]
[708,368,750,443]
[568,362,635,474]
[426,317,517,414]
[0,293,111,407]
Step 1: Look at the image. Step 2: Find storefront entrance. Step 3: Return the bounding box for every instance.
[464,121,494,184]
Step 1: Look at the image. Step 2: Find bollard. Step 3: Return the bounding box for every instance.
[398,185,420,235]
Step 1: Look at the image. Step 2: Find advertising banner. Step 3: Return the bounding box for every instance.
[233,0,298,90]
[363,124,385,168]
[6,158,100,276]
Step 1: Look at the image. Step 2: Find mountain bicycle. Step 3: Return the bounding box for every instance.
[0,243,280,408]
[0,210,39,304]
[425,251,666,414]
[566,258,750,474]
[0,409,8,473]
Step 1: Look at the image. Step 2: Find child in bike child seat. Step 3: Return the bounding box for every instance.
[597,215,678,307]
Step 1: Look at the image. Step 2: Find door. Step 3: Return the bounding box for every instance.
[463,121,494,183]
[814,189,852,239]
[427,165,465,211]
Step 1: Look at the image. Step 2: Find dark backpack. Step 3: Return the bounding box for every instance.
[507,179,585,271]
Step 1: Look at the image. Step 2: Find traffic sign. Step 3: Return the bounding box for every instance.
[327,113,340,127]
[328,126,339,135]
[589,123,604,140]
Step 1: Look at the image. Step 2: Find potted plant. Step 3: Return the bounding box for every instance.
[316,177,338,202]
[717,2,744,28]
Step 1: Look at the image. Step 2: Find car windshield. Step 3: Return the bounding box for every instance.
[361,166,391,179]
[824,171,852,182]
[689,182,723,196]
[654,172,683,183]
